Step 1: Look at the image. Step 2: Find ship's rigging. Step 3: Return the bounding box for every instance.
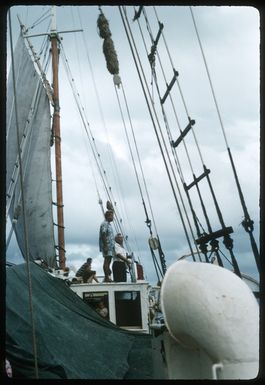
[119,5,260,276]
[6,5,259,283]
[5,5,260,380]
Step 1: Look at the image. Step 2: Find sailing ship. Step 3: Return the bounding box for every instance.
[5,5,260,380]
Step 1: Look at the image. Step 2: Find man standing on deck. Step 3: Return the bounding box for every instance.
[113,233,132,282]
[99,210,115,282]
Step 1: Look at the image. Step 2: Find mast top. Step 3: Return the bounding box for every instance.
[51,6,57,34]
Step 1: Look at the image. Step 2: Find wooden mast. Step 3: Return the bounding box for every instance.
[50,6,66,269]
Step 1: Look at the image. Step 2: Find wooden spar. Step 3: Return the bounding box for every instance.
[50,7,66,269]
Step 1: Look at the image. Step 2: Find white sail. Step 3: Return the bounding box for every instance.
[6,33,56,267]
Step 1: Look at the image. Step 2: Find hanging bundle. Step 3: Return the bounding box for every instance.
[97,13,111,39]
[97,10,121,86]
[102,36,119,75]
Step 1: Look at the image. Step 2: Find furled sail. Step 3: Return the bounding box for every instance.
[7,33,56,268]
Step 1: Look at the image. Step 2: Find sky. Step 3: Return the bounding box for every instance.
[6,5,260,284]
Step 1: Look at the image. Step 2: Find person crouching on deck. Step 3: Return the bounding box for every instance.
[75,257,99,283]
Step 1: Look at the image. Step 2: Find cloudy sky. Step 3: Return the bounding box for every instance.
[6,5,260,284]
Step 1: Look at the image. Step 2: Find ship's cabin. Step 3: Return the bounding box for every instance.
[70,281,150,333]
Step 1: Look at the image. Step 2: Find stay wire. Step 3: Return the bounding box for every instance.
[134,6,198,220]
[136,7,200,226]
[76,7,122,207]
[149,6,240,270]
[114,9,165,269]
[76,6,136,250]
[121,5,195,260]
[115,81,165,272]
[152,6,208,192]
[151,6,200,173]
[70,7,108,221]
[146,23,213,245]
[143,8,201,193]
[151,68,204,260]
[60,39,130,248]
[189,6,260,272]
[113,86,145,212]
[95,6,144,249]
[134,6,202,257]
[119,81,160,238]
[60,46,116,221]
[119,6,196,261]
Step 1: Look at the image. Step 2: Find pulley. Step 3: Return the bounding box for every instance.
[149,236,159,250]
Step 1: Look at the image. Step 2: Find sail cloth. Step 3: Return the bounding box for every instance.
[6,34,56,267]
[5,263,153,379]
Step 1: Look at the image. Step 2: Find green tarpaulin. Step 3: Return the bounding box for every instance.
[5,262,153,379]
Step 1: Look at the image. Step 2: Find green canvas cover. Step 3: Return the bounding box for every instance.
[5,263,153,379]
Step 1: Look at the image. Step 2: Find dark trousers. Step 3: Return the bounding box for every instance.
[113,261,126,282]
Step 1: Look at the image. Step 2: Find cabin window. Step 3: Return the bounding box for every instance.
[83,291,109,320]
[114,291,142,328]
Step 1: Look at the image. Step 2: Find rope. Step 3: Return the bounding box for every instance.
[73,7,135,245]
[116,83,157,234]
[149,245,163,282]
[70,7,113,223]
[8,11,39,378]
[114,81,167,274]
[98,9,159,261]
[128,6,202,260]
[77,7,120,184]
[96,8,150,257]
[121,82,161,235]
[140,6,243,272]
[75,8,130,238]
[120,5,199,261]
[143,9,202,191]
[60,37,134,250]
[28,8,51,30]
[97,7,167,273]
[135,9,205,261]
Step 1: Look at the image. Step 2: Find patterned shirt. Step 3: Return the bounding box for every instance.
[99,220,115,257]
